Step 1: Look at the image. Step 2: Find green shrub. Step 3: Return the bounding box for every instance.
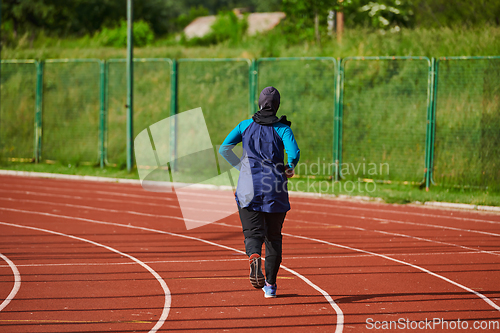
[96,20,154,47]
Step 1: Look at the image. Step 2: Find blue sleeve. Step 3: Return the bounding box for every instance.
[274,124,300,169]
[219,120,252,168]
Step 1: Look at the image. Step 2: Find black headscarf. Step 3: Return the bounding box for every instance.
[252,86,291,126]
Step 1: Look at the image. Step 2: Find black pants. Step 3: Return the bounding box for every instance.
[238,206,287,285]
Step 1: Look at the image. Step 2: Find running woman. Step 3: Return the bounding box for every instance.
[219,86,300,298]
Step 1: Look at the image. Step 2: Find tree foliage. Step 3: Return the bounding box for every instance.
[95,20,154,47]
[282,0,414,38]
[281,0,500,43]
[1,0,499,47]
[1,0,188,37]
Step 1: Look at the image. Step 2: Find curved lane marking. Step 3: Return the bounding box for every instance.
[5,206,493,315]
[2,189,500,236]
[0,221,171,333]
[297,208,500,237]
[2,197,499,258]
[2,183,500,225]
[285,217,500,257]
[0,207,344,333]
[4,200,500,315]
[0,253,21,312]
[284,232,500,312]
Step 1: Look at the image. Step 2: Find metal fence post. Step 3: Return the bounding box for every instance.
[250,59,258,115]
[170,59,178,169]
[104,60,109,166]
[99,60,106,168]
[126,0,134,172]
[34,60,44,163]
[425,58,436,191]
[430,58,438,186]
[335,59,344,181]
[249,59,257,116]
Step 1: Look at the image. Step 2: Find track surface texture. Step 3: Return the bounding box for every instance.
[0,175,499,332]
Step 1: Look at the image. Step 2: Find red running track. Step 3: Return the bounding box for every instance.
[0,174,500,332]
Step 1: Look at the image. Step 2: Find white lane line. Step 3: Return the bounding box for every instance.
[3,197,500,258]
[5,172,500,217]
[0,221,171,333]
[4,203,500,324]
[0,207,344,333]
[0,251,495,269]
[4,206,499,332]
[226,220,500,311]
[0,197,216,225]
[0,191,231,215]
[282,231,500,312]
[2,182,500,225]
[5,200,500,324]
[0,189,181,210]
[0,182,177,202]
[303,210,500,238]
[291,200,500,225]
[286,218,500,257]
[3,187,500,237]
[0,253,21,312]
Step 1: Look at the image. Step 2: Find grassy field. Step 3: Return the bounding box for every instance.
[3,26,500,60]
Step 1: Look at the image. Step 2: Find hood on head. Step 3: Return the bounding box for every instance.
[258,86,280,114]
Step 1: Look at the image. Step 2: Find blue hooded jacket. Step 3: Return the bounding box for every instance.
[219,87,300,213]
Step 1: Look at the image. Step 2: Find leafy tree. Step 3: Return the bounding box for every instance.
[281,0,419,43]
[357,0,414,30]
[281,0,339,43]
[1,0,188,38]
[2,0,500,48]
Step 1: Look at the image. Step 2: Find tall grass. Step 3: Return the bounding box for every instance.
[2,26,500,60]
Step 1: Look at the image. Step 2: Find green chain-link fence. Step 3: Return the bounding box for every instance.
[1,56,499,191]
[42,59,101,164]
[0,60,37,161]
[171,59,250,184]
[340,57,431,183]
[177,59,250,146]
[107,59,172,167]
[257,58,337,177]
[434,57,500,189]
